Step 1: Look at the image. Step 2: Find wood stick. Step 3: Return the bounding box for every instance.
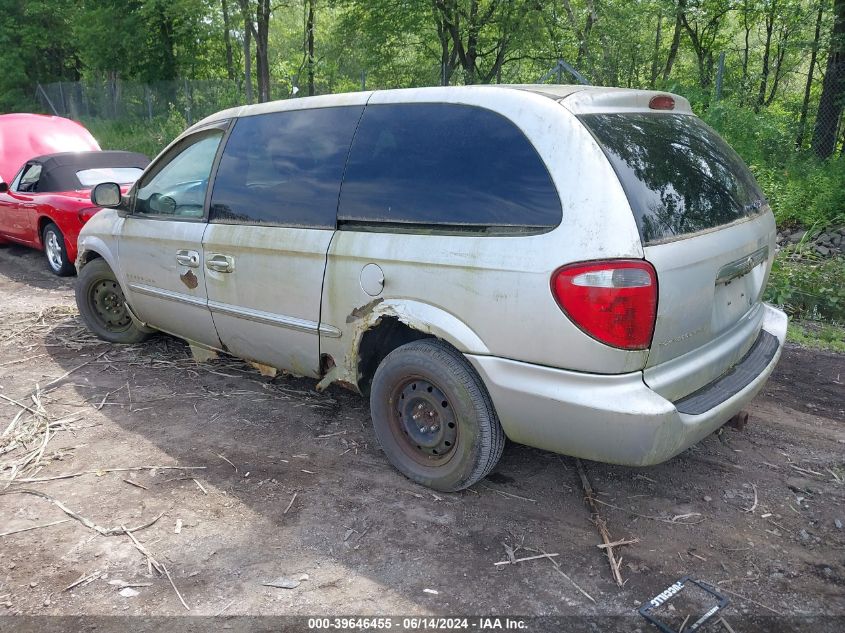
[122,526,190,610]
[193,478,208,495]
[536,549,596,604]
[596,538,639,550]
[41,352,108,392]
[13,465,206,483]
[718,588,782,615]
[0,489,164,536]
[742,483,758,513]
[0,518,70,537]
[216,453,237,471]
[479,484,537,503]
[0,393,39,416]
[576,458,624,587]
[63,570,101,592]
[284,492,297,514]
[494,552,560,566]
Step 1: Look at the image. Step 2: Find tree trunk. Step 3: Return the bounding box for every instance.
[242,6,253,104]
[757,2,776,109]
[662,9,683,82]
[222,0,235,81]
[797,2,825,147]
[306,0,315,96]
[741,0,752,97]
[255,0,271,102]
[650,12,663,88]
[812,0,845,158]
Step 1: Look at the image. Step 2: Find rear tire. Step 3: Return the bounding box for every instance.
[370,339,505,492]
[75,258,151,344]
[42,223,74,276]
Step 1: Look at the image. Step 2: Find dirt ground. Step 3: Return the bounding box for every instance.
[0,244,843,631]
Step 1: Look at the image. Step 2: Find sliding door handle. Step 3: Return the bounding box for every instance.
[206,254,235,273]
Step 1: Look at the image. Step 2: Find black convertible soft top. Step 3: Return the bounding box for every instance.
[30,151,149,192]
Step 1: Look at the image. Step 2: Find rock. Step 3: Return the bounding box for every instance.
[788,230,806,243]
[119,587,139,598]
[703,495,712,502]
[298,573,310,581]
[262,577,300,590]
[835,519,843,530]
[831,235,841,246]
[799,529,811,542]
[815,246,830,256]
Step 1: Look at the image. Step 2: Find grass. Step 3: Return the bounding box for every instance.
[786,321,845,353]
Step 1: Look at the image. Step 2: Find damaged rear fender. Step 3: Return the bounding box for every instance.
[317,298,490,391]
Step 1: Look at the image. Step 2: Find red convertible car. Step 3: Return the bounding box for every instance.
[0,150,149,275]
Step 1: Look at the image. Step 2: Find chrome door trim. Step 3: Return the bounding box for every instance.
[207,300,342,338]
[128,283,208,308]
[715,246,769,285]
[128,283,342,337]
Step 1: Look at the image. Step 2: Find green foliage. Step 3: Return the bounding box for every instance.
[764,255,845,323]
[83,109,188,159]
[702,99,845,228]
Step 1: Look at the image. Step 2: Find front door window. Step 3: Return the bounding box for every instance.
[134,131,224,219]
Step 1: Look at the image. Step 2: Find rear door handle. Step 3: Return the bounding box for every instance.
[206,253,235,273]
[175,249,200,268]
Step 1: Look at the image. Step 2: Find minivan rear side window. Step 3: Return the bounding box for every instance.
[338,103,561,231]
[209,105,364,228]
[579,113,766,245]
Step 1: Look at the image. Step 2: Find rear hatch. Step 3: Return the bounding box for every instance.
[577,108,775,401]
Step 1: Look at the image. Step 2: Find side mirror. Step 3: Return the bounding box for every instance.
[91,182,122,208]
[0,181,7,193]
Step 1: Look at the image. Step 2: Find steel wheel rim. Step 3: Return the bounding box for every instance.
[389,376,458,466]
[89,279,132,331]
[45,231,62,270]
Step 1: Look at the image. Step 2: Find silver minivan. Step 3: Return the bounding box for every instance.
[78,85,787,491]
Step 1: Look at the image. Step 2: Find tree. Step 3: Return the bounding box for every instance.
[797,2,826,146]
[430,0,541,85]
[679,0,732,89]
[238,0,272,101]
[812,0,845,157]
[222,0,237,80]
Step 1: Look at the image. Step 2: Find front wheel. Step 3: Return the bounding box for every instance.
[370,339,505,492]
[42,223,75,276]
[75,258,152,344]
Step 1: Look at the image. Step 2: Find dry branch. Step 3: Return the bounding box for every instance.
[0,489,164,536]
[576,458,626,587]
[122,526,190,610]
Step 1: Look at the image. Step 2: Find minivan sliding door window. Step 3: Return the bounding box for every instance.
[337,103,561,232]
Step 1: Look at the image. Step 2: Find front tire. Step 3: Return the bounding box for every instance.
[370,339,505,492]
[75,258,151,344]
[42,223,74,276]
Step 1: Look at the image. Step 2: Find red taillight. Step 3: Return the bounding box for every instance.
[551,260,658,350]
[77,207,100,224]
[649,94,675,110]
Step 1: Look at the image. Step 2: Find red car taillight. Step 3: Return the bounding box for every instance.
[77,207,100,224]
[551,260,658,350]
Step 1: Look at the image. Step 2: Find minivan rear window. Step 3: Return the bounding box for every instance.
[338,103,561,231]
[579,113,766,245]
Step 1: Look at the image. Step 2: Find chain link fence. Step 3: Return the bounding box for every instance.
[35,66,843,156]
[35,78,296,126]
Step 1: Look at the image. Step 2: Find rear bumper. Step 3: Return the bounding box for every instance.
[466,303,787,466]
